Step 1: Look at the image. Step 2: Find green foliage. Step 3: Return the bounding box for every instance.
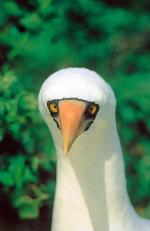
[0,0,150,223]
[111,74,150,216]
[0,71,55,219]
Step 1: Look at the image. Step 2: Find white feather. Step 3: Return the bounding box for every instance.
[38,68,150,231]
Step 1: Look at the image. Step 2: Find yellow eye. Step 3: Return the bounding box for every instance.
[88,104,97,115]
[49,103,58,113]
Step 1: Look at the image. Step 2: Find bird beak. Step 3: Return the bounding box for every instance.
[59,100,86,155]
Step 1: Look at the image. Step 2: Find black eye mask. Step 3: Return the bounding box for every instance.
[47,98,100,131]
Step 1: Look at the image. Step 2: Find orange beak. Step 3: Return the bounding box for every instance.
[59,100,86,155]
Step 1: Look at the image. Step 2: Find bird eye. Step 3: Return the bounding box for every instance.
[87,104,97,115]
[85,102,99,119]
[48,102,59,115]
[84,103,99,131]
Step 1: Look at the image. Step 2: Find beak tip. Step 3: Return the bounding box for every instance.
[63,146,69,156]
[64,151,68,156]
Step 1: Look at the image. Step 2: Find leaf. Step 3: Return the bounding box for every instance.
[14,196,40,219]
[20,13,42,31]
[3,1,23,17]
[0,171,15,187]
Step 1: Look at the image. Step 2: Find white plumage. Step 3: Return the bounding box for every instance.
[38,68,150,231]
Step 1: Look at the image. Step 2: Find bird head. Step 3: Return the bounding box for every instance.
[38,68,116,155]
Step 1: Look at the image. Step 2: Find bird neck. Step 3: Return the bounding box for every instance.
[51,117,136,231]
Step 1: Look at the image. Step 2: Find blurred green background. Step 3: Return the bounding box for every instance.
[0,0,150,230]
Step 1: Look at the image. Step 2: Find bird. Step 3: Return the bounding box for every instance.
[38,68,150,231]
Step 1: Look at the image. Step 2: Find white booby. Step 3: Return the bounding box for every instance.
[38,68,150,231]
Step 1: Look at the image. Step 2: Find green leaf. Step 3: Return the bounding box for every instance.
[14,196,40,219]
[20,13,42,31]
[0,171,15,187]
[3,1,23,17]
